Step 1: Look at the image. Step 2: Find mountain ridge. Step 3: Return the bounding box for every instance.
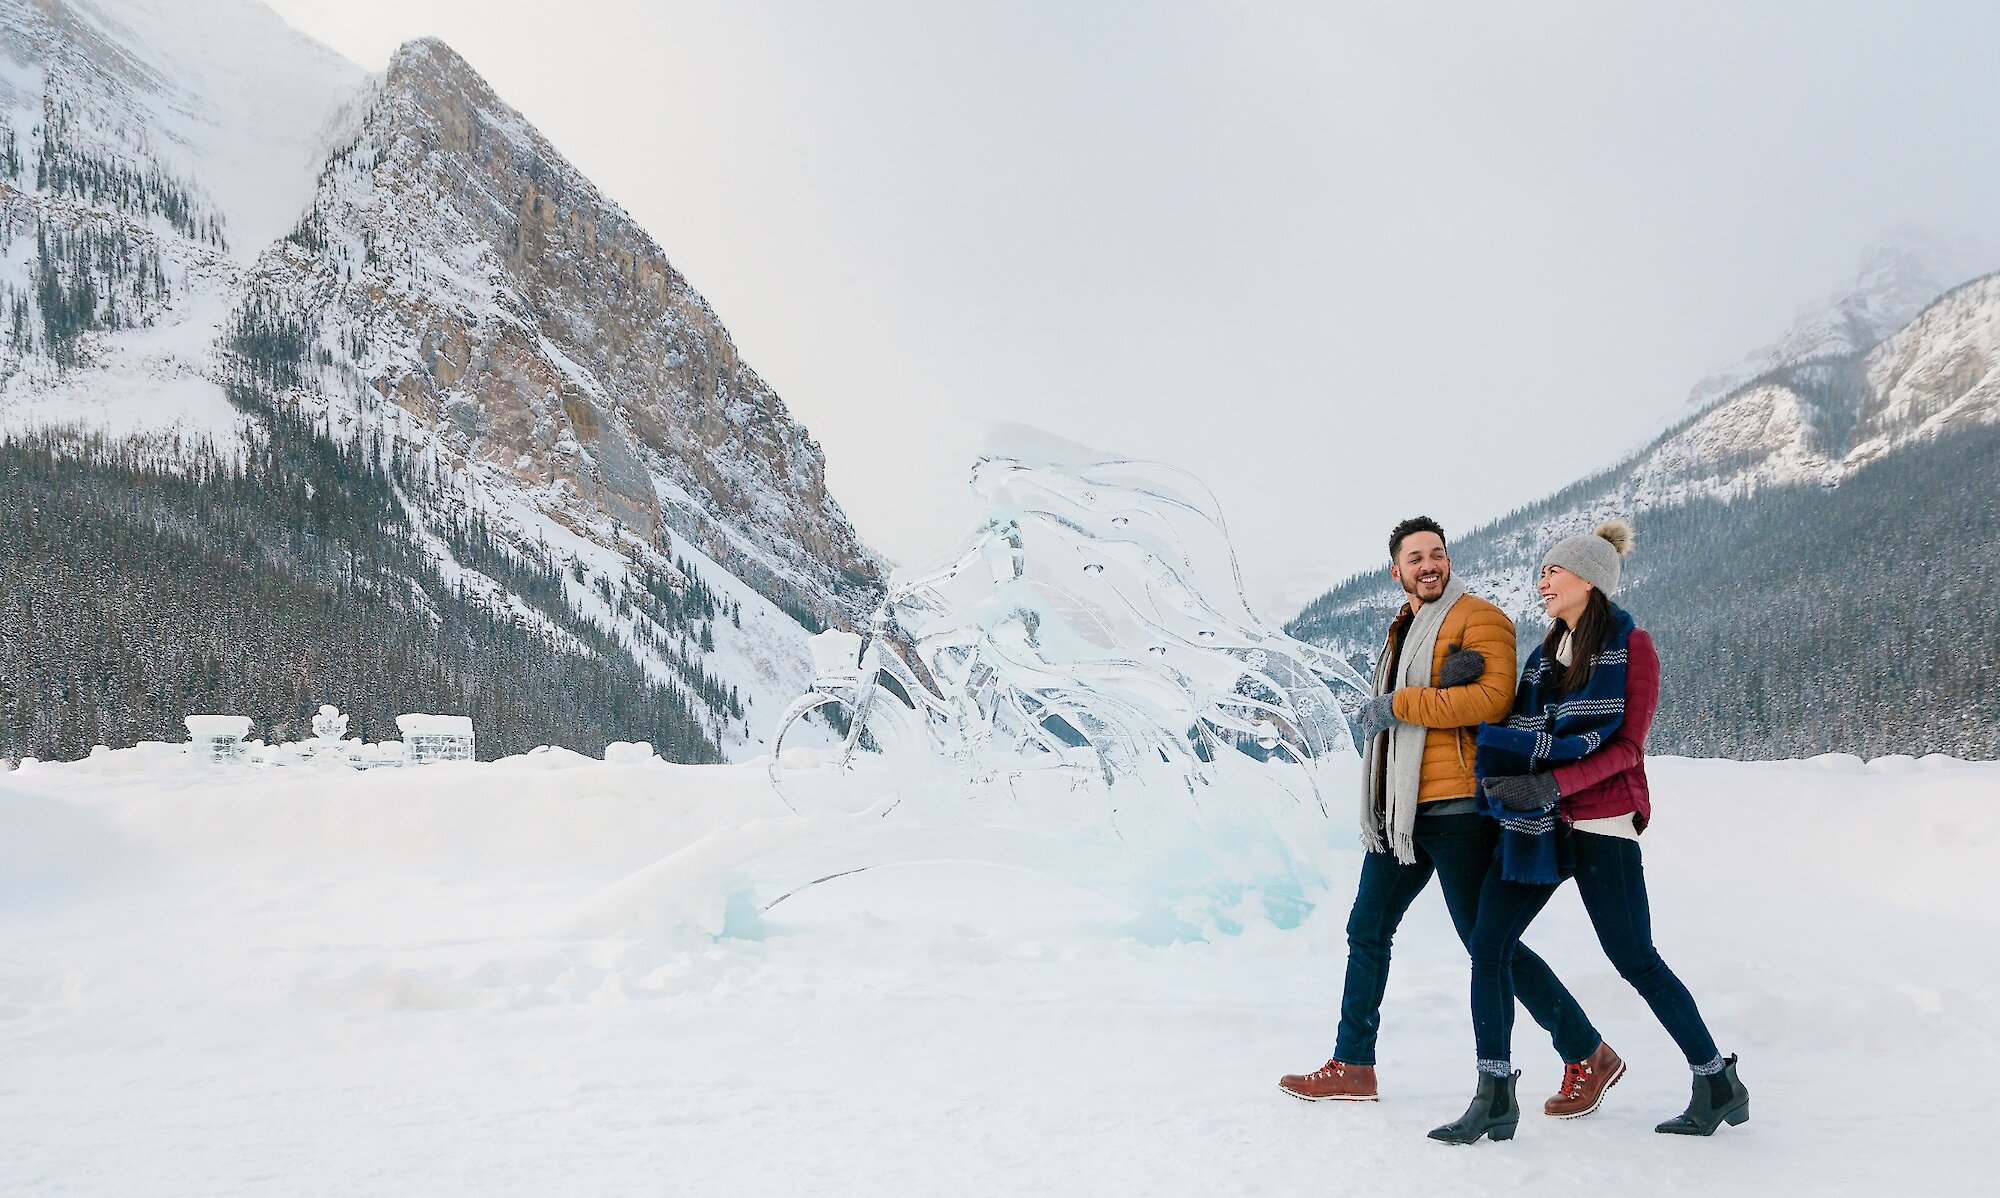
[0,0,882,761]
[1678,231,1993,418]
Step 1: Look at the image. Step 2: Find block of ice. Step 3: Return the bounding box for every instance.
[760,430,1372,935]
[604,741,657,764]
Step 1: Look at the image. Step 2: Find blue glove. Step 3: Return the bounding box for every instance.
[1351,693,1399,744]
[1482,772,1560,812]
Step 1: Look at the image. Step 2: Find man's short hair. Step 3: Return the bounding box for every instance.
[1389,515,1447,560]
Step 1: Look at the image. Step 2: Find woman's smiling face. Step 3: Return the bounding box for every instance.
[1538,563,1593,625]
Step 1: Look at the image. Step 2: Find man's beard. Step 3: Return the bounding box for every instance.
[1402,570,1450,599]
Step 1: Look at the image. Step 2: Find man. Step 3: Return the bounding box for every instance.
[1279,517,1620,1120]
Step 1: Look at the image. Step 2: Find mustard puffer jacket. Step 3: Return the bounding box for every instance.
[1384,593,1519,803]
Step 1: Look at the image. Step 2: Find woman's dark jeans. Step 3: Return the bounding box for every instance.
[1470,829,1720,1067]
[1335,812,1601,1066]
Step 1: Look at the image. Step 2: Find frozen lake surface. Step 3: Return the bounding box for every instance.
[2,749,1995,1195]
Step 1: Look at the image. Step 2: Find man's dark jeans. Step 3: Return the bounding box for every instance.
[1470,829,1720,1067]
[1335,811,1600,1066]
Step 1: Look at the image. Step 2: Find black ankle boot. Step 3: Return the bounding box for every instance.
[1428,1070,1521,1144]
[1656,1055,1749,1135]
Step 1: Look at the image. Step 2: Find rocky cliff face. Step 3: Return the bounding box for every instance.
[238,37,880,630]
[1853,274,2000,466]
[1679,234,1993,417]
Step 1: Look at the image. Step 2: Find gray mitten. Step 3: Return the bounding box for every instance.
[1482,772,1560,812]
[1350,693,1399,743]
[1436,645,1486,688]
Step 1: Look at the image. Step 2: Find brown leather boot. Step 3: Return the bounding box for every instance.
[1279,1059,1379,1101]
[1544,1041,1625,1118]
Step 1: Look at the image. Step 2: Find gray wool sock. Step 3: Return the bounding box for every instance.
[1477,1057,1513,1078]
[1691,1055,1727,1076]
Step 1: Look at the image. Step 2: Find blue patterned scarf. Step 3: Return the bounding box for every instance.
[1475,602,1635,884]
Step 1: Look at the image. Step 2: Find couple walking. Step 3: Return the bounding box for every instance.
[1279,516,1748,1144]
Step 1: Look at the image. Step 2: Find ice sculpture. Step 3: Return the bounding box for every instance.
[311,705,349,745]
[752,426,1372,938]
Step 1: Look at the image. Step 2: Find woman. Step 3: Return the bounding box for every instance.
[1427,519,1747,1145]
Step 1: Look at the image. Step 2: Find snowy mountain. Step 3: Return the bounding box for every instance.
[234,36,881,631]
[1678,231,1994,417]
[0,0,883,761]
[0,0,356,388]
[1290,247,2000,759]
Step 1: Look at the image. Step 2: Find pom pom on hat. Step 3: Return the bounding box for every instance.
[1594,518,1635,559]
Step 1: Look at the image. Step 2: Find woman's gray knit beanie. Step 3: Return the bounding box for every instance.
[1542,518,1635,594]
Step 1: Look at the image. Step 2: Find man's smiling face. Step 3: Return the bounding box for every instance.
[1389,530,1450,604]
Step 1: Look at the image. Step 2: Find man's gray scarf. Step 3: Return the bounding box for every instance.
[1359,576,1467,863]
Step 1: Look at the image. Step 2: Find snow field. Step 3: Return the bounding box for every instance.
[1,751,1995,1195]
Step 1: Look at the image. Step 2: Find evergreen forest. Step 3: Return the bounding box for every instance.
[0,389,727,764]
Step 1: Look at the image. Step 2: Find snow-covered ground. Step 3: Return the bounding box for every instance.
[2,749,1995,1195]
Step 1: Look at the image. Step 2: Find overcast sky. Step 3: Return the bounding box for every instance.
[263,0,2000,615]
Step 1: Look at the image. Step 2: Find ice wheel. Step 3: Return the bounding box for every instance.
[766,689,917,818]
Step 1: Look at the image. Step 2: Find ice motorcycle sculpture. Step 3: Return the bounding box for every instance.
[750,426,1373,938]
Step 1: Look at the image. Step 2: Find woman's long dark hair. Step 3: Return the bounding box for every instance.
[1541,588,1615,694]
